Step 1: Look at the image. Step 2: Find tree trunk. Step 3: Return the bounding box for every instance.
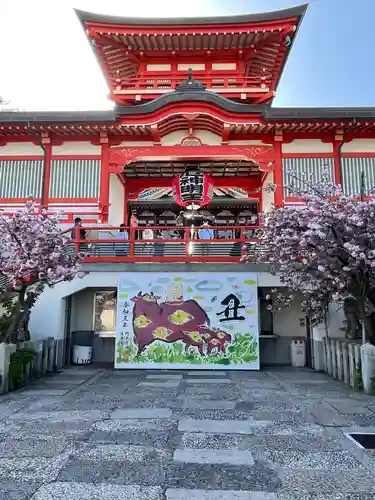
[19,291,38,341]
[4,288,27,343]
[2,287,42,343]
[344,297,362,339]
[361,314,375,346]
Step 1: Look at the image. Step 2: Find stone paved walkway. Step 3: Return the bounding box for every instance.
[1,368,375,499]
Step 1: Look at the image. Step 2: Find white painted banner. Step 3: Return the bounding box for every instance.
[115,272,259,370]
[138,187,172,200]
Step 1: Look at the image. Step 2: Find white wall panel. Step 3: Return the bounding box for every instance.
[282,140,333,154]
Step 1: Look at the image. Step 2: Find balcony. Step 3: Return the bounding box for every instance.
[113,75,270,101]
[70,225,261,263]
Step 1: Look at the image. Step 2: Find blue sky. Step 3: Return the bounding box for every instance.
[0,0,373,110]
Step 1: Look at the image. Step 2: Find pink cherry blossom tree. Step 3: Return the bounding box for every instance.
[0,201,86,343]
[246,172,375,345]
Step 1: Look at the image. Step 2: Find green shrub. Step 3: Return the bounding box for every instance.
[116,332,258,366]
[9,348,36,389]
[356,360,364,391]
[0,296,17,343]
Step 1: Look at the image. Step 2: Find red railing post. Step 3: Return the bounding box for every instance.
[74,226,80,256]
[129,227,135,258]
[184,226,190,257]
[99,142,110,223]
[76,224,260,264]
[240,227,246,259]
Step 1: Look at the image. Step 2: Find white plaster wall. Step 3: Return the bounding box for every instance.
[341,139,375,153]
[161,131,187,145]
[194,131,221,145]
[178,63,205,71]
[146,64,171,71]
[326,303,346,338]
[312,322,327,342]
[282,140,333,153]
[0,143,42,155]
[108,175,124,225]
[273,298,306,338]
[160,130,221,146]
[257,272,282,287]
[29,271,284,340]
[311,302,346,343]
[52,142,101,155]
[0,203,25,212]
[118,141,154,147]
[30,273,120,340]
[212,63,236,70]
[227,140,272,146]
[261,171,274,213]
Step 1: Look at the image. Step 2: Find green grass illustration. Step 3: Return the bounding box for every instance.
[116,332,258,365]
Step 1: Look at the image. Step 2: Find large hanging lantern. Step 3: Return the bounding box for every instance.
[172,166,214,210]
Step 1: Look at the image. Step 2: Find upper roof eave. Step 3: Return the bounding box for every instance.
[115,92,375,120]
[75,4,308,28]
[116,91,267,115]
[266,107,375,120]
[0,110,116,124]
[2,96,375,124]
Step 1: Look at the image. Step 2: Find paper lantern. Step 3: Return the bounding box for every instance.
[172,167,214,209]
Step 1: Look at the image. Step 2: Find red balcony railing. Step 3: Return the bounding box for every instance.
[3,208,100,225]
[70,225,262,263]
[114,75,270,95]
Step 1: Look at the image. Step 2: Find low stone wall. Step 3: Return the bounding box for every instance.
[0,337,65,394]
[315,338,361,389]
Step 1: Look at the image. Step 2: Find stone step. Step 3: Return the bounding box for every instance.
[173,448,254,466]
[166,491,276,500]
[178,418,254,435]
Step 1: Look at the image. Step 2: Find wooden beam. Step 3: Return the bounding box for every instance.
[222,124,230,145]
[273,136,284,207]
[251,91,276,104]
[333,138,343,185]
[99,141,110,223]
[95,36,140,65]
[150,124,161,145]
[41,141,52,210]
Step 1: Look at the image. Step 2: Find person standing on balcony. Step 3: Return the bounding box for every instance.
[198,221,214,256]
[71,217,87,254]
[175,211,185,239]
[130,210,138,239]
[115,223,129,256]
[142,227,154,255]
[154,229,166,257]
[71,217,86,241]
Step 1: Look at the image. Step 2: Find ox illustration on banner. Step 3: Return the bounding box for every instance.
[115,272,259,370]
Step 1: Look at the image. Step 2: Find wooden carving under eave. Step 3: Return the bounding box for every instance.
[180,136,203,147]
[232,146,273,158]
[108,143,275,171]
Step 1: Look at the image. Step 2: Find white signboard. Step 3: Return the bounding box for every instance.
[115,272,259,370]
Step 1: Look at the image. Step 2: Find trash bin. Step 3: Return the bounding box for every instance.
[291,339,306,367]
[71,330,94,365]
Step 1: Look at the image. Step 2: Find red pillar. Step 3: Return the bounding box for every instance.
[123,180,128,225]
[99,142,110,223]
[333,138,342,186]
[273,139,284,207]
[41,141,52,210]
